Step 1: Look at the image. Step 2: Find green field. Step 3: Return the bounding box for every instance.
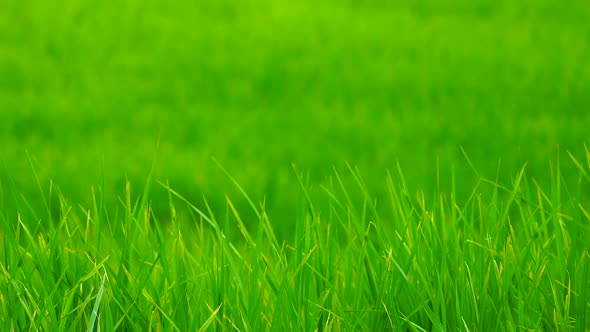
[1,0,590,330]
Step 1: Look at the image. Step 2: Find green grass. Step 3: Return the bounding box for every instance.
[1,150,589,331]
[1,0,590,219]
[1,0,590,330]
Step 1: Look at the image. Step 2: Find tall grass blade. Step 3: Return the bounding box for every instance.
[87,271,107,332]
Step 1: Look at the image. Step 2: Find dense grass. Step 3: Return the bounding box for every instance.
[1,0,590,218]
[1,0,590,330]
[1,150,589,330]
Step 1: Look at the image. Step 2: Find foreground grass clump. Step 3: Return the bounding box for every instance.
[1,153,590,331]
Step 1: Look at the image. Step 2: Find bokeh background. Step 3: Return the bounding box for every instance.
[1,0,589,232]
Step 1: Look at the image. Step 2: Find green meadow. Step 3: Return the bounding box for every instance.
[1,0,589,330]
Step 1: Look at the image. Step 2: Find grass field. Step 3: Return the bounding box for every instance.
[1,0,590,330]
[1,153,590,330]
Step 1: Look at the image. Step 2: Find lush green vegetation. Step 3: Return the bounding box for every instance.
[1,0,589,218]
[1,153,590,330]
[1,0,590,330]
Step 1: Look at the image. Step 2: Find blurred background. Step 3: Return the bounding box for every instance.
[1,0,589,233]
